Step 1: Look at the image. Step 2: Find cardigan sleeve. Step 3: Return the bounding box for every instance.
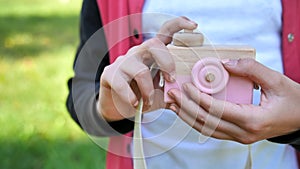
[66,0,134,136]
[268,130,300,151]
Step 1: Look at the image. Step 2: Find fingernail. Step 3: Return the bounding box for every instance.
[188,20,197,26]
[221,59,230,64]
[223,59,238,67]
[167,90,175,98]
[169,104,178,114]
[133,100,139,107]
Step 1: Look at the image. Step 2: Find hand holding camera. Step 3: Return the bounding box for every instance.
[164,29,256,104]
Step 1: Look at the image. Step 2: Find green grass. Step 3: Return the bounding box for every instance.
[0,0,107,168]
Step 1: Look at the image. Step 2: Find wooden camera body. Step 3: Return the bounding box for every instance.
[164,30,256,104]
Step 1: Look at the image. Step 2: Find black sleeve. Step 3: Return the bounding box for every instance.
[268,130,300,151]
[66,0,133,136]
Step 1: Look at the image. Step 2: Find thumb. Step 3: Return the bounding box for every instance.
[223,58,281,90]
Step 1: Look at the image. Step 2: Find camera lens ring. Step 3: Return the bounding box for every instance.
[191,57,229,94]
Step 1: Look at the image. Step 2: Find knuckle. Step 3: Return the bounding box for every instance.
[239,59,262,80]
[113,54,126,63]
[134,68,150,80]
[239,58,256,72]
[144,37,163,47]
[161,18,180,34]
[127,45,145,57]
[240,58,256,65]
[178,17,189,27]
[102,64,113,73]
[159,22,171,34]
[113,81,127,92]
[245,122,262,134]
[101,65,113,82]
[244,118,269,138]
[177,16,188,24]
[239,135,257,145]
[269,72,285,87]
[162,19,173,28]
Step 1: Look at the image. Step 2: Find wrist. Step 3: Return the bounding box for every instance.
[96,99,134,134]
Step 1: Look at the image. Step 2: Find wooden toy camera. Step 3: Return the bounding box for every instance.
[164,30,256,104]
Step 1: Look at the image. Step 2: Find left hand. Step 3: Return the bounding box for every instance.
[167,58,300,144]
[99,17,197,122]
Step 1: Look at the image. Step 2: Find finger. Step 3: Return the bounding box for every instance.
[201,113,251,143]
[180,83,259,140]
[169,103,203,130]
[180,82,265,143]
[223,58,283,92]
[118,57,155,107]
[182,83,257,131]
[133,69,155,107]
[126,45,154,67]
[206,121,261,144]
[200,123,237,142]
[168,92,238,141]
[167,88,207,125]
[157,16,198,44]
[142,38,176,82]
[144,89,167,112]
[100,85,137,121]
[182,83,226,118]
[101,67,138,107]
[184,82,264,143]
[119,41,174,107]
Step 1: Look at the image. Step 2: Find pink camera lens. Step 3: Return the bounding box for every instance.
[191,57,229,94]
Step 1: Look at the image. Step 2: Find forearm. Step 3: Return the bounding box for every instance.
[66,0,134,136]
[70,53,134,136]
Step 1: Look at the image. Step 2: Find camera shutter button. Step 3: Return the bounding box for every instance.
[205,73,215,82]
[191,57,229,94]
[173,30,204,47]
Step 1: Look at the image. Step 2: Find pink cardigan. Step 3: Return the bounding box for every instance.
[96,0,300,168]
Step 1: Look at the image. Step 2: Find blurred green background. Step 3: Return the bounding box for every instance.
[0,0,106,168]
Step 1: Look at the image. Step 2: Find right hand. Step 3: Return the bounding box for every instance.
[167,58,300,144]
[99,16,198,122]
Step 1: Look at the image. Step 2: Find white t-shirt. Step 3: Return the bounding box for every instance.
[139,0,298,169]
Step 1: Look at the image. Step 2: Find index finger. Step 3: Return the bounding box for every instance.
[183,83,256,128]
[141,38,176,82]
[157,16,198,44]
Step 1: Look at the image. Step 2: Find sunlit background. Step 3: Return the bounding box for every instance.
[0,0,106,168]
